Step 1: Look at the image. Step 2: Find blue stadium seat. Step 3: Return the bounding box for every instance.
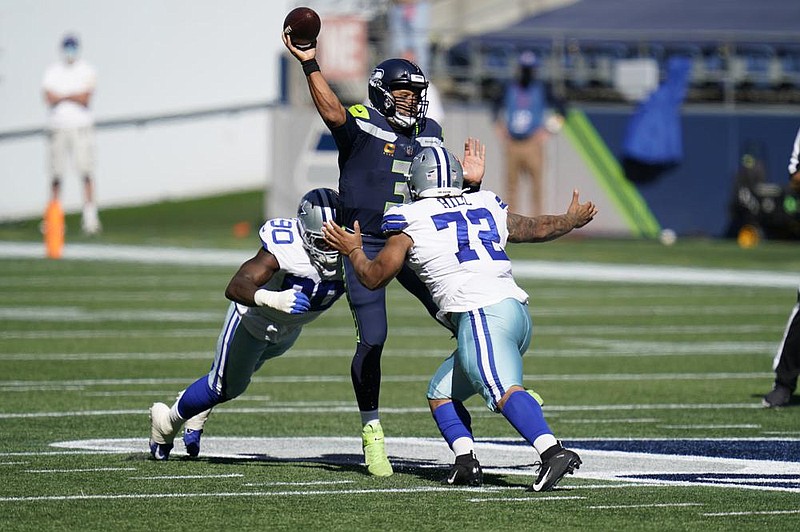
[562,39,590,89]
[734,43,780,89]
[580,41,630,87]
[777,45,800,89]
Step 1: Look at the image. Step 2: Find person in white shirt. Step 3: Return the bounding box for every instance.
[323,144,597,492]
[42,34,100,235]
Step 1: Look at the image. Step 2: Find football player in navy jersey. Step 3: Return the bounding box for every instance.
[283,32,485,476]
[149,188,345,460]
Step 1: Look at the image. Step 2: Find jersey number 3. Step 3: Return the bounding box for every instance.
[431,208,509,263]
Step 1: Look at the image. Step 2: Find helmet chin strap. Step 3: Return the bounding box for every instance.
[388,113,416,128]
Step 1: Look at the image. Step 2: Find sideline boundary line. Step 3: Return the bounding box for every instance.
[1,242,796,287]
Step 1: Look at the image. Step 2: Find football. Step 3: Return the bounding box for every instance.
[283,7,321,50]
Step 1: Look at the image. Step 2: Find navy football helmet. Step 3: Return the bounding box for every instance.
[296,188,341,277]
[406,146,464,200]
[368,58,429,129]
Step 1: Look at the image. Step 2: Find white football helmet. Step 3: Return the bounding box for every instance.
[296,188,341,277]
[406,146,464,200]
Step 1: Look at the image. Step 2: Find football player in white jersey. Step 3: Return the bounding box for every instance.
[149,188,345,460]
[323,146,598,491]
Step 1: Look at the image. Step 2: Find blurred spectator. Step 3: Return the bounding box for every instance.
[493,51,566,215]
[621,56,691,184]
[724,141,769,239]
[726,135,800,242]
[387,0,430,74]
[42,33,101,235]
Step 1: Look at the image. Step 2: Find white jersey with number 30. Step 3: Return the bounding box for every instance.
[382,190,528,316]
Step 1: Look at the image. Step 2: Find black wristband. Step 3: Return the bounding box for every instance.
[301,59,320,76]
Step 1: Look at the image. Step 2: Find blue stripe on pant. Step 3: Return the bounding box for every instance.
[427,298,532,411]
[207,303,301,401]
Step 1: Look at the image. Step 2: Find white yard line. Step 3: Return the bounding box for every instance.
[468,495,586,502]
[133,474,244,480]
[1,242,797,287]
[0,485,507,503]
[589,502,703,509]
[703,509,800,517]
[0,372,774,390]
[659,424,761,430]
[243,481,354,486]
[0,401,767,419]
[26,467,136,473]
[0,338,779,360]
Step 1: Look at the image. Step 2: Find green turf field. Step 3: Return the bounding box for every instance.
[1,191,799,531]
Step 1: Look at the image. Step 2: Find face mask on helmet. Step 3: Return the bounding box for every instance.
[406,147,464,200]
[296,188,341,277]
[368,58,429,129]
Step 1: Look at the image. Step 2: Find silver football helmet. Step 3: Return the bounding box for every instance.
[406,146,464,200]
[296,188,341,277]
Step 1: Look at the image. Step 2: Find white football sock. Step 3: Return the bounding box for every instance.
[533,433,559,456]
[452,436,475,457]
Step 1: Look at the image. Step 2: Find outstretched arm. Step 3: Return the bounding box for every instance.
[322,220,411,289]
[282,32,346,128]
[507,189,598,243]
[460,137,486,189]
[225,248,310,313]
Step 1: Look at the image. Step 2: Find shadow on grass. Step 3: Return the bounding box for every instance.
[134,452,527,488]
[750,392,800,407]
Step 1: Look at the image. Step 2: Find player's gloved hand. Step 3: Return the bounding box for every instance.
[254,288,311,314]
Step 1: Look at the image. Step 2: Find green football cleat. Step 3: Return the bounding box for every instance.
[361,421,393,477]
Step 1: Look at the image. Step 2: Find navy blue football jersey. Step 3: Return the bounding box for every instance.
[330,104,444,237]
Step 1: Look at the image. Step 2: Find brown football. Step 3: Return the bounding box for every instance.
[283,7,321,50]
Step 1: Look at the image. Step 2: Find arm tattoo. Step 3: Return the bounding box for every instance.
[507,212,577,243]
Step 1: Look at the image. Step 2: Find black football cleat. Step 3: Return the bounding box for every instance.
[443,451,483,487]
[530,446,581,492]
[762,384,793,408]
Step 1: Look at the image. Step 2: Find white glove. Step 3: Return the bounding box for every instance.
[253,288,311,314]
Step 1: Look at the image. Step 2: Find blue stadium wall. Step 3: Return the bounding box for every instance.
[585,106,799,237]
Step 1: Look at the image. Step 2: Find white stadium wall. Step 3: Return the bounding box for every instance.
[0,0,291,221]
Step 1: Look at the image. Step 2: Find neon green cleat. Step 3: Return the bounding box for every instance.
[527,390,544,406]
[361,421,393,477]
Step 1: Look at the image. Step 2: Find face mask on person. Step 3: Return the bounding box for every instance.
[62,44,79,63]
